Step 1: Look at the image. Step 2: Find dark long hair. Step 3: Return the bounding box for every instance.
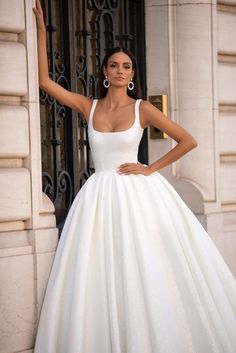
[96,47,142,99]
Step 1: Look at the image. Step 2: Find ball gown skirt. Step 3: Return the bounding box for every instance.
[34,99,236,353]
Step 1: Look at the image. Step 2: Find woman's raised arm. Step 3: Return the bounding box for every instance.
[33,0,92,119]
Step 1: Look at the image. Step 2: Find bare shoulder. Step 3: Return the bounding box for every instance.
[139,99,154,111]
[139,99,160,128]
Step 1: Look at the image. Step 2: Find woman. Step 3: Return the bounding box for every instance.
[33,1,236,352]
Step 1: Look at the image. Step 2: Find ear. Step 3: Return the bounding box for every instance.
[131,68,135,80]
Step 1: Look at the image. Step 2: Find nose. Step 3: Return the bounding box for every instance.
[116,65,123,74]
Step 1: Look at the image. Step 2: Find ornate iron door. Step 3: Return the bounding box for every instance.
[40,0,147,229]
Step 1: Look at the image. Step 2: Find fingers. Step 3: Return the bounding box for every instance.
[117,163,142,175]
[33,0,46,31]
[117,162,150,176]
[118,162,138,169]
[33,0,43,16]
[36,0,42,11]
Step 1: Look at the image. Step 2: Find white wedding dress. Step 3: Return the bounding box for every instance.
[34,99,236,353]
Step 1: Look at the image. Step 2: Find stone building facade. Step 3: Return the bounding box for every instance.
[0,1,235,352]
[0,1,58,352]
[146,0,236,276]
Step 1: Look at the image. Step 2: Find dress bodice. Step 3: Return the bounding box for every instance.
[88,99,143,172]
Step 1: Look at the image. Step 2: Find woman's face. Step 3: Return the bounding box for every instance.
[103,52,134,88]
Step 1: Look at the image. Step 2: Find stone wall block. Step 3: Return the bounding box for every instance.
[177,109,215,200]
[0,168,31,222]
[219,111,236,153]
[220,162,236,203]
[0,41,27,96]
[225,0,236,5]
[0,254,35,353]
[174,0,216,4]
[36,252,56,316]
[33,228,58,254]
[145,4,169,93]
[0,105,29,158]
[218,63,236,103]
[0,221,25,232]
[176,5,213,110]
[218,11,236,53]
[28,228,58,318]
[0,231,32,259]
[0,0,25,34]
[21,0,40,103]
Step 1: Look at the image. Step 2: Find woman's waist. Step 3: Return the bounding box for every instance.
[92,156,138,172]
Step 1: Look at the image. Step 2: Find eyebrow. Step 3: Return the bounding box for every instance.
[109,61,132,65]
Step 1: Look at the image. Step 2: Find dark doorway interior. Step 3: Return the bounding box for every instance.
[40,0,147,229]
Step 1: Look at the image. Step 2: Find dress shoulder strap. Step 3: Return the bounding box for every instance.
[88,99,98,127]
[134,99,143,129]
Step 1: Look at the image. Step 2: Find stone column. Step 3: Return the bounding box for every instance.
[145,0,236,276]
[145,0,210,219]
[0,1,58,352]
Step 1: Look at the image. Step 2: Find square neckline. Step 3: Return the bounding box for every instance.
[89,99,142,134]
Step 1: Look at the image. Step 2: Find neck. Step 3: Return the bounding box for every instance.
[104,86,132,108]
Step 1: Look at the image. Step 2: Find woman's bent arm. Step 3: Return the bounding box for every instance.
[141,101,198,173]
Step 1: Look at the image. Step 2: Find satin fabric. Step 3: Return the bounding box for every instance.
[34,99,236,353]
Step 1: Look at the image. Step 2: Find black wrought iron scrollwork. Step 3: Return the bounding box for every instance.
[88,0,106,10]
[57,170,73,204]
[40,0,75,229]
[40,0,147,229]
[76,55,87,75]
[42,172,54,198]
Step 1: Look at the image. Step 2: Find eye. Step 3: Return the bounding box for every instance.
[124,64,131,69]
[110,63,116,68]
